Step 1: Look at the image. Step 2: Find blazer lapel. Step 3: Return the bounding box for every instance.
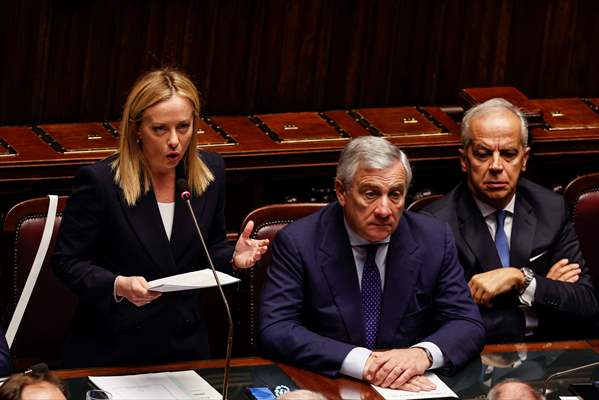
[169,193,207,264]
[120,190,176,276]
[378,216,421,347]
[457,189,502,271]
[510,194,536,268]
[319,205,365,346]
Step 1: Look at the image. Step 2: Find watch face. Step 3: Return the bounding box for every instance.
[523,268,534,278]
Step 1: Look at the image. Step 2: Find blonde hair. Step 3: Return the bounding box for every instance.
[112,68,214,206]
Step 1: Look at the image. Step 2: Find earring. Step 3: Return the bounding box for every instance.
[136,136,141,145]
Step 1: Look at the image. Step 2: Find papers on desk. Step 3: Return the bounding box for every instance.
[89,370,221,399]
[372,373,457,399]
[147,269,240,292]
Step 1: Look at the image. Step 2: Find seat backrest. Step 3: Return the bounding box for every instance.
[564,173,599,283]
[407,193,443,212]
[235,203,326,356]
[0,196,76,370]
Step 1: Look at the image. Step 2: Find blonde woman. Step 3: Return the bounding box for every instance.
[53,69,268,368]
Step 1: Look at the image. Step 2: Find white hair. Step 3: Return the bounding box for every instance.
[461,98,528,148]
[336,136,412,188]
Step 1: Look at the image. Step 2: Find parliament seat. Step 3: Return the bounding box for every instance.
[407,193,443,212]
[235,203,326,356]
[564,173,599,284]
[0,196,73,370]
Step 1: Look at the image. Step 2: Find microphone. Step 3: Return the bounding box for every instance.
[25,362,49,375]
[0,363,49,384]
[176,178,234,400]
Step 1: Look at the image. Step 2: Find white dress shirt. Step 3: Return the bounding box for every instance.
[473,195,538,331]
[157,201,175,241]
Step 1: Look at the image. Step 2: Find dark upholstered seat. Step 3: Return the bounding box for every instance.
[564,173,599,284]
[235,203,326,356]
[407,193,443,211]
[0,196,74,370]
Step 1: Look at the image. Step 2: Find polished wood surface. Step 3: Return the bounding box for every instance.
[2,1,599,126]
[51,340,599,400]
[1,95,599,230]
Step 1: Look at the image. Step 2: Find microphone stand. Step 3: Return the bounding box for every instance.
[542,360,599,396]
[181,194,233,400]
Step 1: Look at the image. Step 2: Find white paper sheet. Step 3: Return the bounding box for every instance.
[148,269,240,292]
[372,373,458,399]
[89,370,221,400]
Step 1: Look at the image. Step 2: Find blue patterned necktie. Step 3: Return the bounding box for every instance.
[495,210,510,267]
[361,244,382,349]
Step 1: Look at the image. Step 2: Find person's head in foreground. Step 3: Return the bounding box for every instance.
[487,379,544,400]
[0,370,68,400]
[277,389,326,400]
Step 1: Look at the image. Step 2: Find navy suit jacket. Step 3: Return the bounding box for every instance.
[422,179,599,341]
[53,152,233,368]
[259,202,485,377]
[0,328,10,376]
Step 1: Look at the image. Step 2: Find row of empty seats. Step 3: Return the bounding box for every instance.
[0,173,598,370]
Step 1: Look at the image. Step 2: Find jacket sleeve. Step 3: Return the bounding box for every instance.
[533,200,599,317]
[419,224,486,372]
[259,229,356,377]
[52,166,116,315]
[0,328,10,376]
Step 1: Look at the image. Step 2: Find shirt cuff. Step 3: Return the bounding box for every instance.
[519,276,537,306]
[411,341,444,369]
[340,347,372,379]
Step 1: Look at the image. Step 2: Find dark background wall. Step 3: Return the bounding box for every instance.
[1,0,599,126]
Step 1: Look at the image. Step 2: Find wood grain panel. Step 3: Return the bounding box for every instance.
[1,0,599,126]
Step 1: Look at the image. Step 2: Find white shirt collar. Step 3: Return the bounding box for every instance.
[473,193,516,218]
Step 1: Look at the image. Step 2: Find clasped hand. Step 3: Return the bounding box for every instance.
[362,348,435,391]
[232,220,269,269]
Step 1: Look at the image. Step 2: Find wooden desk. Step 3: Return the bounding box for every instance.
[53,341,599,400]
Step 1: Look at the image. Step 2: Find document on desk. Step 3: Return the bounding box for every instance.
[372,373,457,399]
[89,370,221,399]
[147,269,240,292]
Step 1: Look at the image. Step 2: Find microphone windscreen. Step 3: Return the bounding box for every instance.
[29,362,49,374]
[176,178,191,200]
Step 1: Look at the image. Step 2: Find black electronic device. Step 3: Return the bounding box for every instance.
[570,382,599,399]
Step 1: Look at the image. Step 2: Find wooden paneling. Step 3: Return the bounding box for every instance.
[2,0,599,125]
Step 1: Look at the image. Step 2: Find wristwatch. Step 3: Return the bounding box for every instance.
[519,267,534,295]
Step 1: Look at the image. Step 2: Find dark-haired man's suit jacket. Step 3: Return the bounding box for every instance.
[422,178,599,341]
[53,152,233,368]
[0,328,10,376]
[259,202,485,377]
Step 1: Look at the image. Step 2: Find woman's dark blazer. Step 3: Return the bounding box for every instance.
[53,151,233,368]
[0,328,10,376]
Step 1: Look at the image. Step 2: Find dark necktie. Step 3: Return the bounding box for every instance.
[361,244,382,349]
[495,210,510,267]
